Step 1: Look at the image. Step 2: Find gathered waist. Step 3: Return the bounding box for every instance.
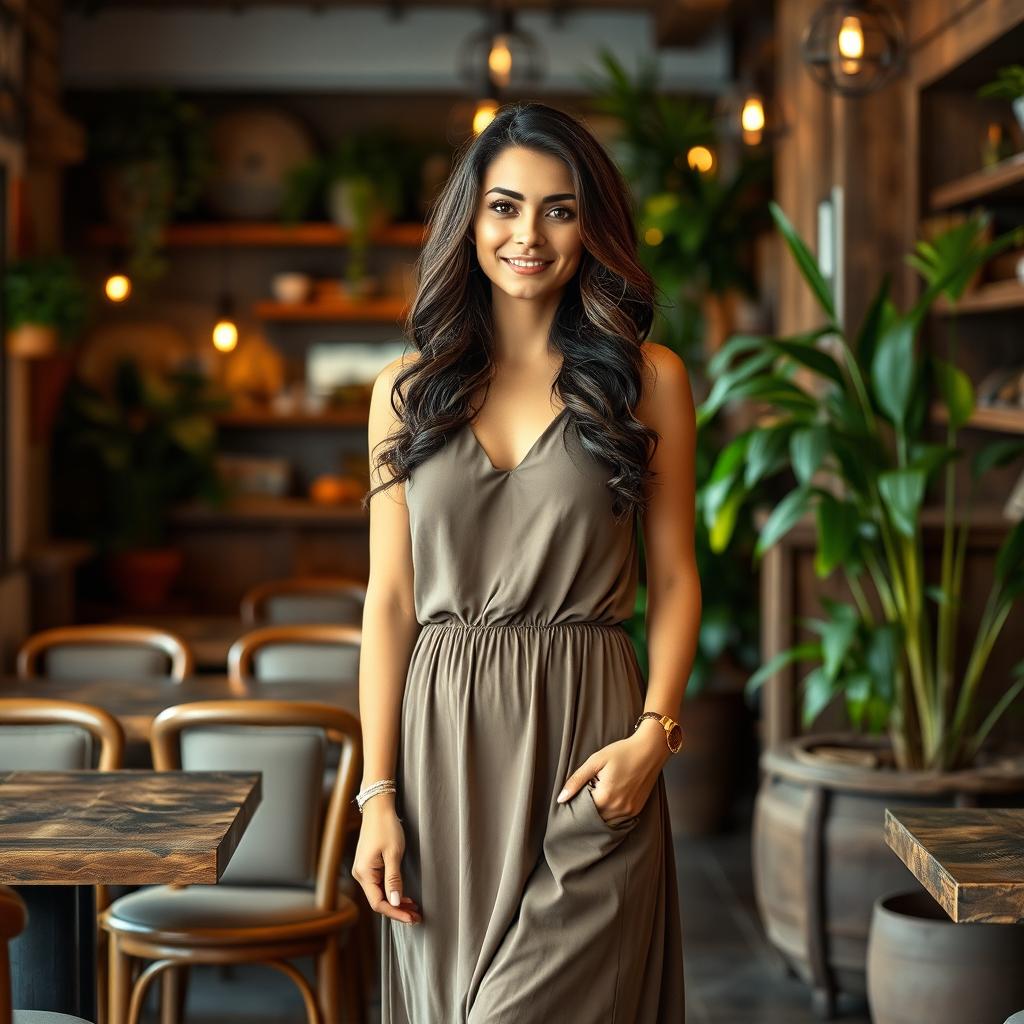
[419,619,627,632]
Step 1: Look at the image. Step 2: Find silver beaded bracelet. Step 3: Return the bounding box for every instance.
[355,778,397,813]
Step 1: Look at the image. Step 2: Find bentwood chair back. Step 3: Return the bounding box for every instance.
[0,886,94,1024]
[0,701,123,1024]
[16,626,193,683]
[100,700,363,1024]
[227,624,361,685]
[240,577,367,628]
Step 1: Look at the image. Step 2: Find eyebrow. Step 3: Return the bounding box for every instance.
[485,187,577,202]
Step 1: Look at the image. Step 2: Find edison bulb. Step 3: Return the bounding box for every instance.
[212,319,238,352]
[837,15,865,59]
[741,96,765,133]
[488,35,512,88]
[104,273,131,303]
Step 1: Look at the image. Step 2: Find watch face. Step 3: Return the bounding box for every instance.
[668,724,683,752]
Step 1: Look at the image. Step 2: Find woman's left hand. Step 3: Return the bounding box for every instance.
[555,723,672,821]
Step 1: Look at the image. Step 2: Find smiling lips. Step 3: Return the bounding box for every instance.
[501,256,553,275]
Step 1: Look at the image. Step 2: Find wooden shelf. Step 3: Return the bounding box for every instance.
[931,402,1024,434]
[170,495,368,526]
[930,153,1024,211]
[935,279,1024,315]
[254,296,409,322]
[214,409,370,429]
[88,221,426,249]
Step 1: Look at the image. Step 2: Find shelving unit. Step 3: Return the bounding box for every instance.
[254,296,409,322]
[930,152,1024,211]
[935,279,1024,315]
[87,221,426,249]
[931,402,1024,435]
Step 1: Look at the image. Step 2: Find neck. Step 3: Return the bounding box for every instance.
[488,285,564,365]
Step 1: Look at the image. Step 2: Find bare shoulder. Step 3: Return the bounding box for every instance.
[370,349,421,425]
[637,341,693,431]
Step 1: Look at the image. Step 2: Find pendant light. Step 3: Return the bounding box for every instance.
[458,4,545,96]
[801,1,905,96]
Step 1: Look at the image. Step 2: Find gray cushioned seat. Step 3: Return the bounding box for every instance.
[14,1012,92,1023]
[108,884,356,934]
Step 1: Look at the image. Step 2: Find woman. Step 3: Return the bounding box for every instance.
[352,102,700,1023]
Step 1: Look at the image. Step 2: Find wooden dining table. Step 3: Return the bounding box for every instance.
[1,768,261,1019]
[0,672,360,745]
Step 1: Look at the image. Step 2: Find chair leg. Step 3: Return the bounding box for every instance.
[107,936,133,1024]
[317,935,341,1022]
[160,964,189,1024]
[261,959,323,1024]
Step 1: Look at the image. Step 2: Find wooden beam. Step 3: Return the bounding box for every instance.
[654,0,731,46]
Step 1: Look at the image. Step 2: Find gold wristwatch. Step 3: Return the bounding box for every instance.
[634,711,684,754]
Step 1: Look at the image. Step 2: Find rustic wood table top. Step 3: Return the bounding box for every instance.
[884,807,1024,924]
[0,769,261,886]
[0,674,359,743]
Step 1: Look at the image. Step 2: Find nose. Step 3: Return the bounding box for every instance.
[514,212,545,248]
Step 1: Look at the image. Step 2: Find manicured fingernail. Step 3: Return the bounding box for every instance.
[556,789,568,803]
[390,890,400,906]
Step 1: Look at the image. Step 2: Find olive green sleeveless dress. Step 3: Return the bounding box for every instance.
[381,406,686,1023]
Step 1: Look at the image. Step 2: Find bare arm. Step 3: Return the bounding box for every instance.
[351,352,423,925]
[358,355,421,791]
[636,341,702,747]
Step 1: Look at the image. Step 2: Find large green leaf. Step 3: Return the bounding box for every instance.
[745,642,821,697]
[802,666,837,726]
[972,439,1024,480]
[745,424,795,488]
[790,425,828,484]
[815,493,860,577]
[871,317,916,426]
[878,468,926,538]
[755,486,814,558]
[769,202,837,325]
[932,356,975,430]
[768,337,845,387]
[995,520,1024,583]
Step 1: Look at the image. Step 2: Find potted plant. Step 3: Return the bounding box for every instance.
[52,357,230,610]
[88,89,211,282]
[978,64,1024,134]
[283,131,408,298]
[700,202,1024,1015]
[4,256,87,359]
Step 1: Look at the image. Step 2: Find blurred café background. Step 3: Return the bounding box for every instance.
[1,1,1024,1023]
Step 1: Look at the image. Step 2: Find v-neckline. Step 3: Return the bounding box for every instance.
[466,407,568,475]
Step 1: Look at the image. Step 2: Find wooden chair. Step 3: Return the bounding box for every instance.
[0,886,94,1024]
[240,578,367,628]
[227,624,361,686]
[17,626,193,682]
[0,699,124,1024]
[100,700,363,1024]
[226,623,370,1013]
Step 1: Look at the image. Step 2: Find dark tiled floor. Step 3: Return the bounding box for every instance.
[140,806,872,1023]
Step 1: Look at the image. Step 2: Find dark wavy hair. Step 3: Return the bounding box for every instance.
[363,101,660,523]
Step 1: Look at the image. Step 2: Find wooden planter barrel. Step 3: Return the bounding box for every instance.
[752,735,1024,1018]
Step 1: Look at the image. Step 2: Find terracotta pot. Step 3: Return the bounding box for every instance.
[6,324,59,359]
[106,547,183,611]
[752,734,1024,1017]
[867,890,1024,1024]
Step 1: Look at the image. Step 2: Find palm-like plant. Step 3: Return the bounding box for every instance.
[701,202,1024,771]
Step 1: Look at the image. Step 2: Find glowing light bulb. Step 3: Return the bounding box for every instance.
[473,100,499,135]
[212,319,238,352]
[837,14,864,75]
[686,146,715,173]
[837,15,865,58]
[741,95,765,133]
[488,34,513,88]
[644,227,664,246]
[104,273,131,303]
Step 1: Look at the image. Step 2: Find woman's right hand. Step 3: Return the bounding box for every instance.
[351,796,422,925]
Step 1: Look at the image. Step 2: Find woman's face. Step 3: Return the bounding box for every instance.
[471,146,583,301]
